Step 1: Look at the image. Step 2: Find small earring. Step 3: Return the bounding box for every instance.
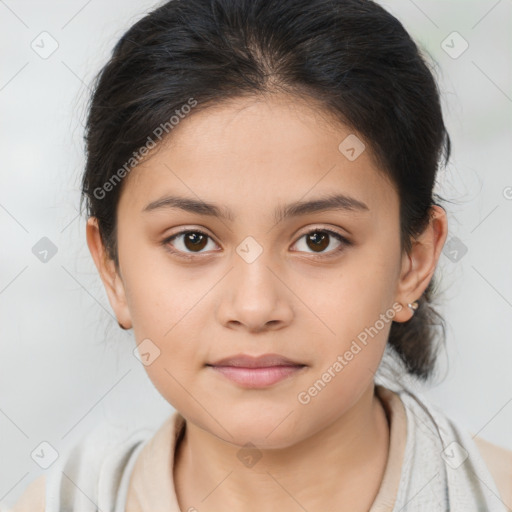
[118,321,128,330]
[407,300,419,314]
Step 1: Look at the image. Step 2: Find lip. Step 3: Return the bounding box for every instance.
[206,353,306,388]
[208,353,304,368]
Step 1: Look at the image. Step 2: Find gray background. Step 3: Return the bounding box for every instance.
[1,0,511,507]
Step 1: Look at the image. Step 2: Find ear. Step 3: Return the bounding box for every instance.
[86,217,132,330]
[393,205,448,322]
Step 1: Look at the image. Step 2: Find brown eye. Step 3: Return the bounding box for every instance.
[306,232,330,252]
[183,232,208,252]
[163,229,217,256]
[292,229,349,257]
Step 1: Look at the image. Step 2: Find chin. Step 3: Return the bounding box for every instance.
[209,413,306,451]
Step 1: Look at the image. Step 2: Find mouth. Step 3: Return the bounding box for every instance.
[206,353,307,388]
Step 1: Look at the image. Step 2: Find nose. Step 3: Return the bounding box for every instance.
[215,255,294,333]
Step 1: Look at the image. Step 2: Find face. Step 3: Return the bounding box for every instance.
[89,93,433,449]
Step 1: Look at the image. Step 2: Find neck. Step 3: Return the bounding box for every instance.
[173,382,390,512]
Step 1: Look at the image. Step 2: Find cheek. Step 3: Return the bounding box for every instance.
[129,288,206,412]
[299,242,399,383]
[121,241,203,334]
[141,352,199,413]
[308,252,398,340]
[294,282,393,424]
[120,250,209,397]
[128,279,205,370]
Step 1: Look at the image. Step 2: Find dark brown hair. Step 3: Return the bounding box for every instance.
[80,0,450,381]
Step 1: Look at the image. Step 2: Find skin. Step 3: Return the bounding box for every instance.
[86,93,448,511]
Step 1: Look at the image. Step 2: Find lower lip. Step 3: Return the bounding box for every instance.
[208,365,305,388]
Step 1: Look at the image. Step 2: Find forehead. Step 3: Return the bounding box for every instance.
[118,93,398,218]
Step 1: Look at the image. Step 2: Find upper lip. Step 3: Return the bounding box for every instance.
[207,353,305,368]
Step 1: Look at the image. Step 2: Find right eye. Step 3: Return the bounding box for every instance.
[162,229,220,257]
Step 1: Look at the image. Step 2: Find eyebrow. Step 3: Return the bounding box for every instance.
[142,193,369,224]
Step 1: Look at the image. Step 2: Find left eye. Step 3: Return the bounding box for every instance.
[292,229,348,256]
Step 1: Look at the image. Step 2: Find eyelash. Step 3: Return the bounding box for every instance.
[161,227,352,260]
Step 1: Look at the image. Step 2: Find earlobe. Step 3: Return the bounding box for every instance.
[85,217,133,330]
[393,205,448,322]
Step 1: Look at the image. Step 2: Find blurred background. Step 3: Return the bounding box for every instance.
[1,0,511,507]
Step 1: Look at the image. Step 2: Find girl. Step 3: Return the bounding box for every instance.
[8,0,511,510]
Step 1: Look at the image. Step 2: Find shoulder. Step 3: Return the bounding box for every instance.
[6,421,155,512]
[379,383,512,506]
[54,421,155,511]
[474,435,512,508]
[6,474,46,512]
